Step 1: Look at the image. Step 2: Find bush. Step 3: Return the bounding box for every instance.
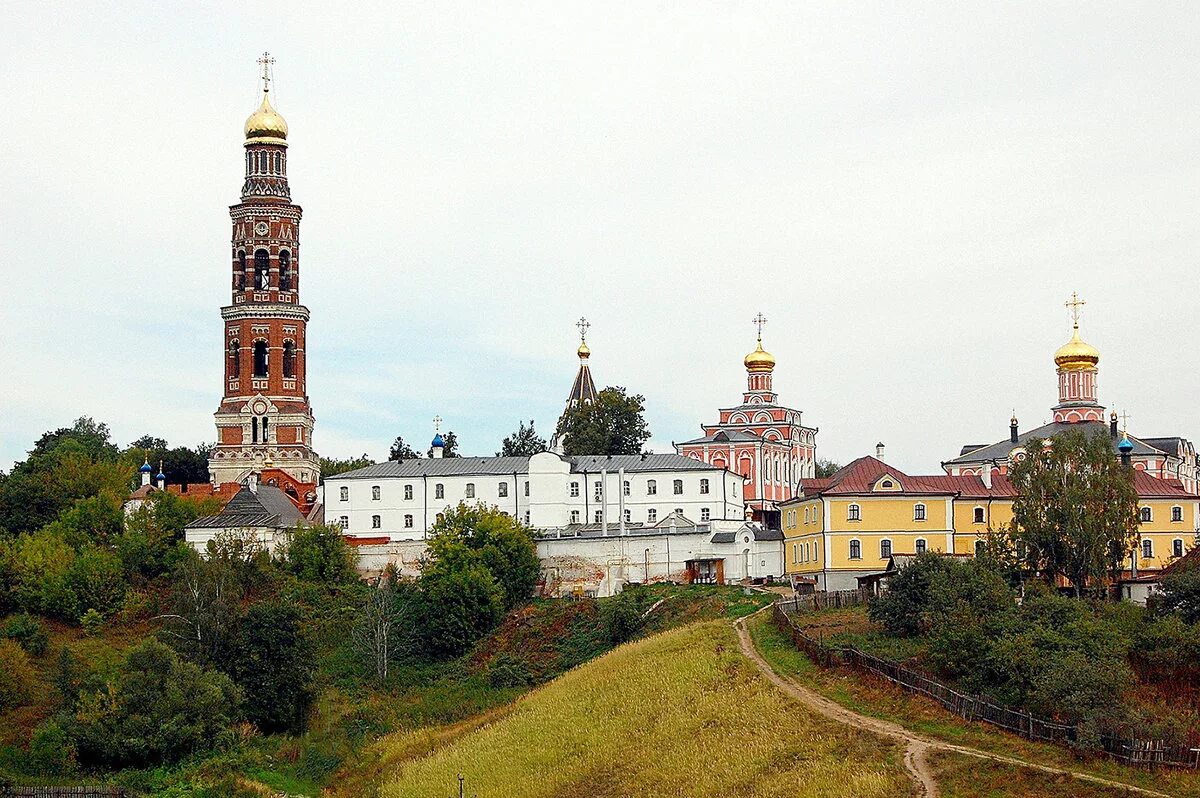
[601,589,648,644]
[0,639,38,710]
[14,528,77,619]
[2,612,49,656]
[428,503,541,609]
[487,653,533,688]
[418,559,505,658]
[278,523,358,586]
[1159,567,1200,623]
[79,608,104,636]
[69,546,127,617]
[28,719,77,776]
[223,601,314,734]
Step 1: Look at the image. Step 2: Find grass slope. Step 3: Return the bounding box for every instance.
[372,622,913,798]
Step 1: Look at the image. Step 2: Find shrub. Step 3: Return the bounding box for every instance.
[28,719,77,776]
[14,528,77,619]
[0,639,38,709]
[79,608,104,636]
[223,601,314,734]
[487,653,533,688]
[427,503,541,609]
[2,612,49,656]
[278,523,358,586]
[418,559,505,658]
[1159,567,1200,623]
[69,546,127,617]
[601,589,648,644]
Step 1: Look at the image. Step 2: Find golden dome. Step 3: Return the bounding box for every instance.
[1054,325,1100,371]
[744,338,776,373]
[577,340,591,359]
[244,91,288,146]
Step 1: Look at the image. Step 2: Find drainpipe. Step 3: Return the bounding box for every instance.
[422,474,428,538]
[601,468,608,537]
[618,467,627,535]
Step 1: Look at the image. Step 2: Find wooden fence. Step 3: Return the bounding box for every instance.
[774,589,867,616]
[772,601,1200,769]
[0,787,125,798]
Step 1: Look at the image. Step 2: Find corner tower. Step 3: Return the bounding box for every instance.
[208,54,319,488]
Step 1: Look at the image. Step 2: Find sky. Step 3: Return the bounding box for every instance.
[2,2,1199,475]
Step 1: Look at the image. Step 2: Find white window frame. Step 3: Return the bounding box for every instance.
[371,514,381,529]
[647,479,657,495]
[339,486,348,502]
[404,484,413,501]
[673,479,683,495]
[915,538,927,554]
[435,483,444,499]
[700,508,710,522]
[647,508,657,523]
[371,485,380,501]
[465,482,475,499]
[849,538,862,560]
[1172,505,1183,522]
[880,538,892,559]
[847,504,861,522]
[1142,538,1153,559]
[913,503,926,522]
[700,478,710,495]
[404,514,413,528]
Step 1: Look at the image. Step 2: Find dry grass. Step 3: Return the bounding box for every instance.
[373,622,914,798]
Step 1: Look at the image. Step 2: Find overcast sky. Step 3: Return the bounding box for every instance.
[2,2,1198,475]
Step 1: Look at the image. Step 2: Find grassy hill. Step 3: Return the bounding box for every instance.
[359,621,913,798]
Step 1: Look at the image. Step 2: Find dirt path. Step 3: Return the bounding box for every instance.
[734,615,1173,798]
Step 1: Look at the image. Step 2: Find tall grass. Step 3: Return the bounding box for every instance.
[377,622,911,798]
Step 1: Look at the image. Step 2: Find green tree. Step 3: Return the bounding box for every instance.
[389,436,421,461]
[320,453,376,479]
[117,491,222,582]
[426,502,540,610]
[555,386,651,456]
[0,639,37,710]
[815,459,841,478]
[418,559,504,658]
[68,547,127,617]
[68,638,241,766]
[224,600,314,733]
[352,569,419,681]
[1158,567,1200,623]
[278,523,359,585]
[126,437,211,485]
[14,528,77,619]
[498,420,548,457]
[1008,429,1140,597]
[160,547,245,667]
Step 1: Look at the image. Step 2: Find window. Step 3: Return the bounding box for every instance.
[339,486,348,501]
[371,485,380,501]
[849,539,862,560]
[404,484,413,501]
[673,479,683,495]
[623,480,631,496]
[881,480,894,489]
[253,340,269,377]
[913,503,926,521]
[804,508,810,523]
[282,341,296,378]
[594,510,603,523]
[524,511,530,524]
[848,504,861,522]
[254,249,270,289]
[915,539,927,554]
[229,340,241,378]
[623,509,632,523]
[1142,539,1154,560]
[973,507,985,524]
[237,250,247,290]
[700,478,710,495]
[339,516,348,529]
[975,539,986,556]
[465,483,475,499]
[404,514,413,528]
[647,480,657,495]
[1140,506,1152,523]
[371,514,381,529]
[279,250,292,292]
[1173,506,1183,522]
[570,481,579,497]
[571,510,580,523]
[700,508,710,521]
[880,539,892,558]
[594,482,603,501]
[1174,539,1185,558]
[498,482,508,498]
[647,509,657,523]
[524,481,529,497]
[792,543,798,563]
[435,483,444,499]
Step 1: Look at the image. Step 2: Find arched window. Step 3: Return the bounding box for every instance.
[973,506,985,524]
[880,539,892,558]
[371,515,381,529]
[253,340,269,377]
[673,479,683,495]
[235,250,246,291]
[465,483,475,499]
[849,539,861,560]
[1174,539,1185,558]
[254,249,270,289]
[261,416,268,442]
[404,484,413,500]
[623,480,631,496]
[251,416,259,443]
[1172,505,1183,522]
[647,479,657,495]
[1142,539,1153,560]
[435,483,444,499]
[282,341,296,378]
[371,486,380,501]
[229,340,240,378]
[700,478,710,495]
[339,486,348,501]
[913,503,926,521]
[915,539,927,554]
[279,250,292,292]
[848,504,861,522]
[1140,506,1152,523]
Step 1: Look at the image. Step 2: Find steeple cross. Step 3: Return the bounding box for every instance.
[752,312,768,340]
[257,52,275,93]
[433,415,442,433]
[576,316,590,342]
[1120,410,1132,433]
[1065,292,1085,326]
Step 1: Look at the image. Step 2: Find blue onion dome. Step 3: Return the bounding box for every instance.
[140,460,153,473]
[432,433,445,448]
[1118,434,1134,453]
[156,470,167,481]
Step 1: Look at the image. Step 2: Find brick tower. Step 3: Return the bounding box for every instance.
[207,54,320,490]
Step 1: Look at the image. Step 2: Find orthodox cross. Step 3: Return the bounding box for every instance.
[576,316,590,343]
[257,52,275,93]
[752,312,768,340]
[433,415,442,433]
[1065,292,1085,326]
[1120,410,1132,434]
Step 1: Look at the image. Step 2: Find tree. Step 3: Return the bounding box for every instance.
[124,438,211,485]
[427,430,460,458]
[159,547,246,667]
[14,528,77,619]
[1008,430,1140,597]
[1159,567,1200,623]
[418,559,504,658]
[426,502,540,610]
[68,547,127,617]
[815,459,841,478]
[352,569,419,681]
[320,453,375,479]
[498,420,547,457]
[277,523,359,586]
[555,386,651,456]
[389,436,420,461]
[118,491,222,582]
[224,600,314,733]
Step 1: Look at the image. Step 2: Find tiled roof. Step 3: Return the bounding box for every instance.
[1131,471,1193,498]
[945,421,1165,465]
[333,453,723,480]
[677,430,764,446]
[186,484,308,529]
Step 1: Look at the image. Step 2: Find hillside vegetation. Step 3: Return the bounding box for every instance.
[366,622,913,798]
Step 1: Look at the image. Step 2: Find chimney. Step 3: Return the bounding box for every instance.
[1110,411,1119,440]
[875,442,885,461]
[1010,414,1019,444]
[248,472,259,493]
[981,464,992,490]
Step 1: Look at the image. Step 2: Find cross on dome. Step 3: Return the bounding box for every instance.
[1065,291,1085,327]
[433,415,442,433]
[257,52,275,93]
[752,312,768,340]
[576,316,590,343]
[1120,410,1132,433]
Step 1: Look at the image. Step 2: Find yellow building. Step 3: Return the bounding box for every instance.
[781,455,1198,592]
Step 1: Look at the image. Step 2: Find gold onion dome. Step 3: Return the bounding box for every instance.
[577,340,591,359]
[244,91,288,145]
[1054,325,1100,370]
[744,338,776,373]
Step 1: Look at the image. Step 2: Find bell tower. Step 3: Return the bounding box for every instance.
[208,54,320,486]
